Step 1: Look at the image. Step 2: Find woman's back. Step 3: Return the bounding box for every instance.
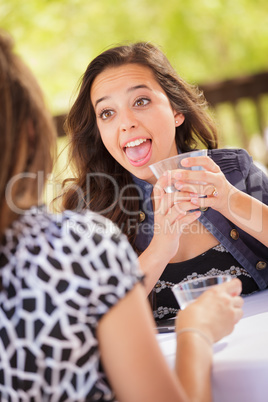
[0,206,141,401]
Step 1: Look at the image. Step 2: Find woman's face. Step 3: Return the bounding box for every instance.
[91,63,184,184]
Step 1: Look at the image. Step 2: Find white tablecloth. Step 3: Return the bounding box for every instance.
[156,289,268,402]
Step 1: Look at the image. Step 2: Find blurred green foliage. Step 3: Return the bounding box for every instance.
[1,0,268,115]
[2,0,268,182]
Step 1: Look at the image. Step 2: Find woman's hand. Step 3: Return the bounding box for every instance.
[172,155,236,215]
[151,173,201,261]
[176,278,244,343]
[174,279,243,402]
[172,155,268,247]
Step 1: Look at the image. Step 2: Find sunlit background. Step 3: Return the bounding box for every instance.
[2,0,268,204]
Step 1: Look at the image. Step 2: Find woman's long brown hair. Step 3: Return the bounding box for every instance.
[0,30,56,236]
[62,42,218,251]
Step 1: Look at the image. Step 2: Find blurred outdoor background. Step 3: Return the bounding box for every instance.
[1,0,268,203]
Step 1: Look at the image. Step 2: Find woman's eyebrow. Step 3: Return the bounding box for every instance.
[94,85,152,108]
[127,84,152,93]
[94,96,109,108]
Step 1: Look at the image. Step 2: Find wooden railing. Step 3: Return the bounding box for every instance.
[199,71,268,148]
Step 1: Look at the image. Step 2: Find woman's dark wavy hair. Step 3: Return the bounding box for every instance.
[62,41,218,250]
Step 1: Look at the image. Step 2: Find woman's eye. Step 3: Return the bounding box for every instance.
[99,109,114,120]
[135,98,150,107]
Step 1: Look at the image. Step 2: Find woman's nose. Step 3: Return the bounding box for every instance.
[119,109,138,132]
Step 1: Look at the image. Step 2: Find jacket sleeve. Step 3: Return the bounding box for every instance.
[209,148,268,205]
[243,156,268,206]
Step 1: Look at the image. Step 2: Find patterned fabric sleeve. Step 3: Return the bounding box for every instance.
[62,210,144,324]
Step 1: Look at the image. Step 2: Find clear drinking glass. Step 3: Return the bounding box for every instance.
[172,275,232,310]
[149,149,207,193]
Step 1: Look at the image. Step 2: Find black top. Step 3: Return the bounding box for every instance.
[153,244,259,321]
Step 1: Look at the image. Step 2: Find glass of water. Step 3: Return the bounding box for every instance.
[172,275,232,310]
[149,149,207,193]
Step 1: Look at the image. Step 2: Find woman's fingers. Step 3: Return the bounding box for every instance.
[213,279,244,325]
[152,181,166,212]
[180,155,221,173]
[171,210,201,235]
[176,278,244,342]
[194,279,244,341]
[190,195,215,209]
[156,192,190,215]
[218,277,242,296]
[153,154,231,219]
[174,182,208,195]
[153,176,201,238]
[233,302,244,324]
[232,295,244,308]
[164,201,201,226]
[232,296,244,323]
[169,157,227,202]
[153,183,197,215]
[177,210,201,226]
[153,174,188,211]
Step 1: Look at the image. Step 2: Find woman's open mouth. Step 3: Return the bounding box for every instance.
[124,138,152,167]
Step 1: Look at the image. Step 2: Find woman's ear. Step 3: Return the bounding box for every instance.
[174,112,185,127]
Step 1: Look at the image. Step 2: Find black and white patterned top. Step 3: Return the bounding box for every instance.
[0,206,142,401]
[153,244,259,321]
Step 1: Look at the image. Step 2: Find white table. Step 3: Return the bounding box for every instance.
[156,289,268,402]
